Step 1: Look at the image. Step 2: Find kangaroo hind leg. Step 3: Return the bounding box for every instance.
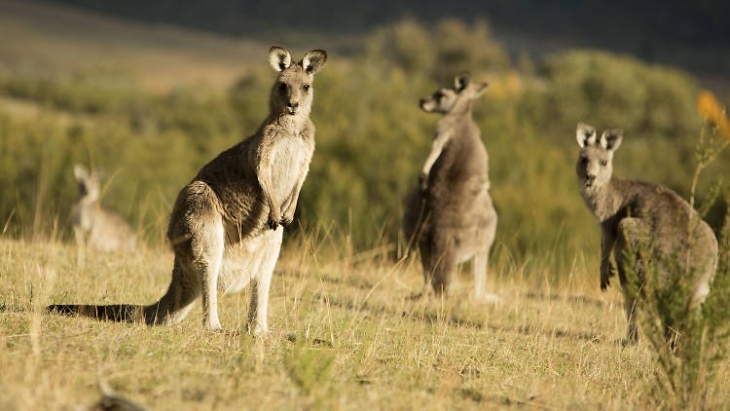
[193,219,226,330]
[151,188,225,329]
[474,251,498,302]
[247,227,284,336]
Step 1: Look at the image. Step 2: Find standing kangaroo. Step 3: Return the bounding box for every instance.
[49,47,327,334]
[72,164,137,252]
[403,72,498,300]
[576,123,718,344]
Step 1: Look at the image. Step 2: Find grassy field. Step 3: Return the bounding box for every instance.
[3,234,725,410]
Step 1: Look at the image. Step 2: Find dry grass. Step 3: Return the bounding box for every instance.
[2,234,713,411]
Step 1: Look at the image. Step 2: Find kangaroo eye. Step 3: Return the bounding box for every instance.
[302,84,310,92]
[278,82,287,92]
[600,160,608,166]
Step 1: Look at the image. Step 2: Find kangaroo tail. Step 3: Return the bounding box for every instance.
[47,259,200,326]
[46,304,145,323]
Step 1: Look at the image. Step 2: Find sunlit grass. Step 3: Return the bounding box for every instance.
[3,230,721,410]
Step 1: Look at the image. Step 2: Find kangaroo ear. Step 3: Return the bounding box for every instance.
[454,72,471,92]
[600,129,623,151]
[302,49,327,75]
[576,123,597,147]
[268,46,292,72]
[73,164,89,181]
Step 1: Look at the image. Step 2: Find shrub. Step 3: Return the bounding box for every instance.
[626,125,729,410]
[525,50,701,140]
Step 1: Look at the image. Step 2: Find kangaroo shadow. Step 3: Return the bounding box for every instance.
[318,291,604,343]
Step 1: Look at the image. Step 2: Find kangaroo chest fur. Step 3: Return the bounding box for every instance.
[427,118,490,214]
[418,113,495,266]
[183,120,314,242]
[263,128,314,206]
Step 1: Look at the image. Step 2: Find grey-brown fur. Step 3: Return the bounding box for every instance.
[49,46,327,334]
[403,73,498,300]
[576,123,718,344]
[72,164,137,252]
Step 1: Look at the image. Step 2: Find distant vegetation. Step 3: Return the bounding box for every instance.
[0,18,728,277]
[47,0,730,46]
[44,0,730,86]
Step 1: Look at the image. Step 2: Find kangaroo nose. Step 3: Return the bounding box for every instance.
[287,101,299,109]
[585,174,596,186]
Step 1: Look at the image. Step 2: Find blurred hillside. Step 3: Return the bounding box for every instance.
[0,0,728,278]
[41,0,730,96]
[0,1,270,92]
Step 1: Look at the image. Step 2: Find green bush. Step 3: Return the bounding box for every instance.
[364,17,510,83]
[524,50,701,140]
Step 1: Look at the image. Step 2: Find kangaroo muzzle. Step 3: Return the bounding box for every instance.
[286,100,299,115]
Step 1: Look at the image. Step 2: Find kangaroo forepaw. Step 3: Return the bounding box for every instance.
[267,218,279,230]
[279,215,293,227]
[418,173,428,191]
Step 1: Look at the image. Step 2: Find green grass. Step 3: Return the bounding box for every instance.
[3,235,726,410]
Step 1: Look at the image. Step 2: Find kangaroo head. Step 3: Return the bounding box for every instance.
[576,123,623,191]
[73,164,100,202]
[268,46,327,117]
[419,72,488,114]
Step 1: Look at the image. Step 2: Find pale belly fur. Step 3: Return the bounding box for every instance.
[218,226,284,294]
[217,136,308,294]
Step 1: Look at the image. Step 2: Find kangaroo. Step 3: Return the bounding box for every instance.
[576,123,718,344]
[403,72,498,300]
[48,46,327,334]
[72,164,137,252]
